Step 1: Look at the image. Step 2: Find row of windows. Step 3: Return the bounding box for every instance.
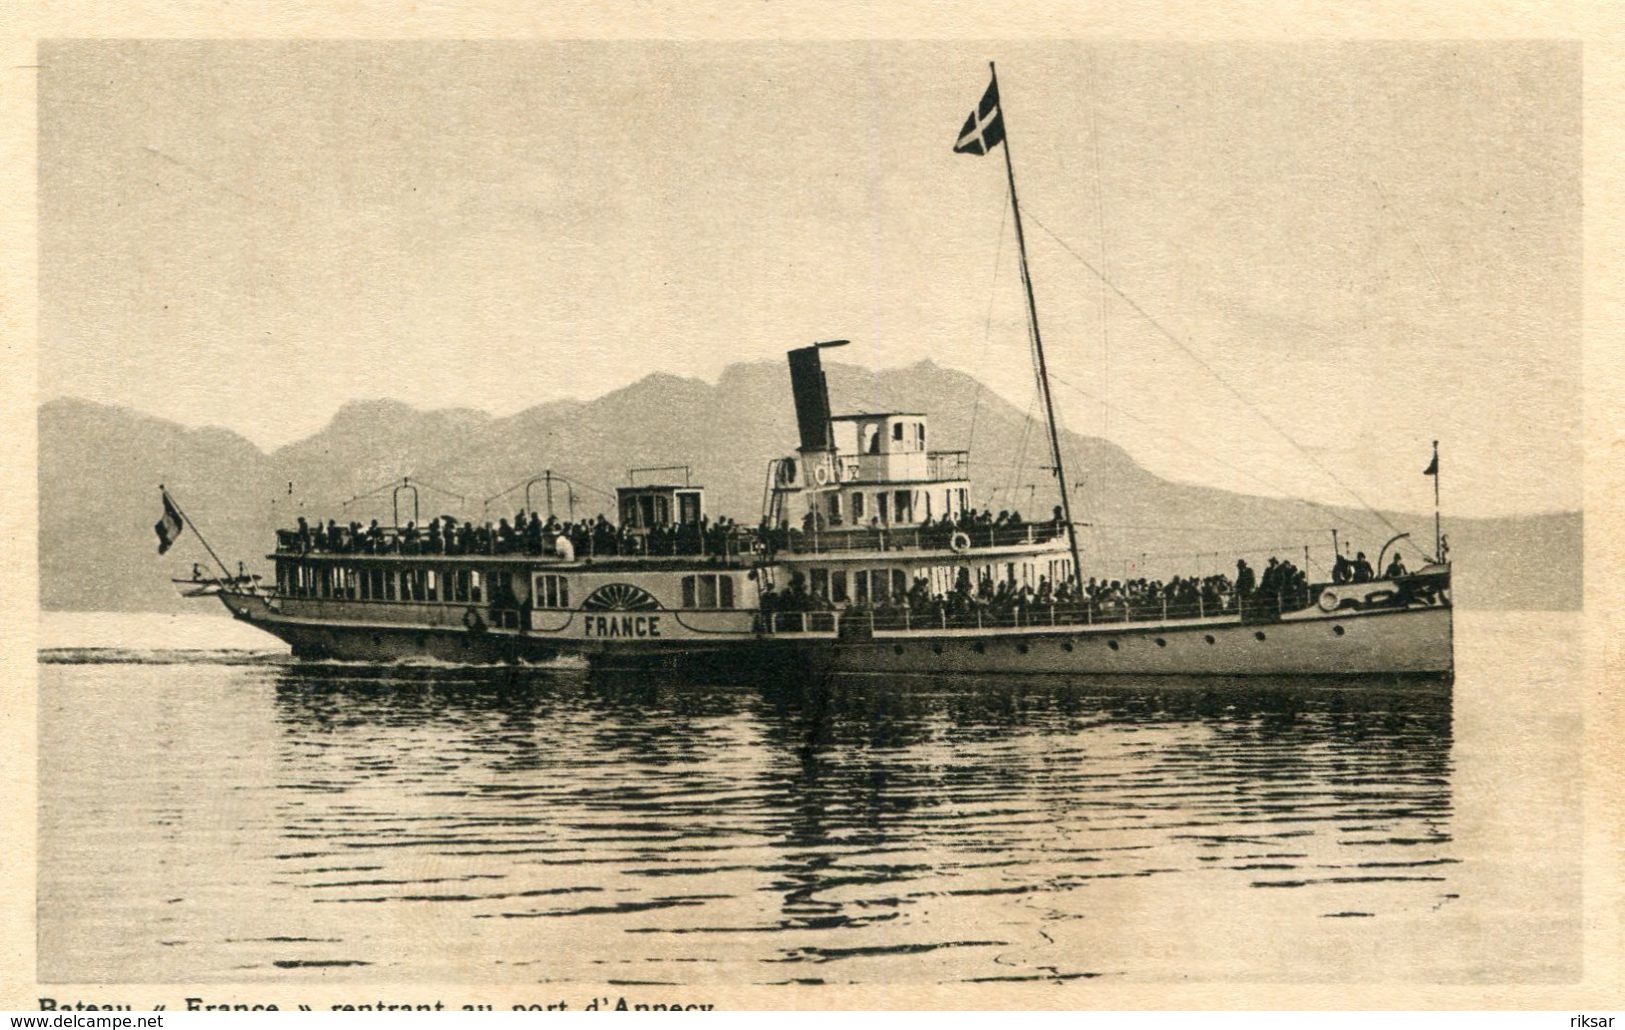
[681,573,735,609]
[535,574,570,609]
[799,558,1074,603]
[839,487,967,525]
[281,564,741,613]
[279,563,484,603]
[859,420,928,454]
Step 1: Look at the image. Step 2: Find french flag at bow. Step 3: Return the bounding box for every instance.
[953,76,1004,156]
[155,490,184,555]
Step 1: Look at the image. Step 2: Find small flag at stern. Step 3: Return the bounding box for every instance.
[954,76,1004,156]
[155,491,184,554]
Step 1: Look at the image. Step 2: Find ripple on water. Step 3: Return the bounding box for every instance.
[39,657,1465,984]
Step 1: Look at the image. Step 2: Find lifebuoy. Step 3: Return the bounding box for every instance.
[813,465,831,486]
[950,531,972,553]
[462,607,486,633]
[1317,590,1339,613]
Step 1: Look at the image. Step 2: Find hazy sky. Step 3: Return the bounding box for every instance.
[39,41,1580,518]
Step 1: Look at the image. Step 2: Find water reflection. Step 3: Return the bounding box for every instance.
[261,666,1452,981]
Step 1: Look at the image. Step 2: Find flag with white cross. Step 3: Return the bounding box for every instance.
[953,76,1004,155]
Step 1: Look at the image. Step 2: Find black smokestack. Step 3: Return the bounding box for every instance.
[787,341,846,452]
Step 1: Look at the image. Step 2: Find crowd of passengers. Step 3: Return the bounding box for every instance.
[759,554,1340,627]
[285,511,751,558]
[284,503,1068,560]
[761,505,1062,553]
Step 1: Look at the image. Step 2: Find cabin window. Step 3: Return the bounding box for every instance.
[810,568,829,600]
[470,569,483,603]
[450,569,469,603]
[877,493,889,523]
[916,422,926,449]
[870,569,892,603]
[851,492,865,520]
[490,570,516,609]
[891,569,908,598]
[827,493,841,522]
[535,573,570,609]
[894,490,911,523]
[831,570,849,603]
[854,571,869,603]
[425,568,438,602]
[863,423,881,454]
[680,573,735,609]
[892,422,904,442]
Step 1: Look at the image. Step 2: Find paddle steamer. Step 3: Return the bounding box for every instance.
[170,64,1454,679]
[190,334,1451,678]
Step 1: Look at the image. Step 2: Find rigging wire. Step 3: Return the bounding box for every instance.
[1020,207,1407,542]
[406,477,467,504]
[966,183,1012,455]
[1044,368,1390,542]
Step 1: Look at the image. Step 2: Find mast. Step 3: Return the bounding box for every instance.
[161,485,237,583]
[990,61,1084,587]
[1431,439,1442,562]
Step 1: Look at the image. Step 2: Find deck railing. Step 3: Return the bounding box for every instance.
[771,587,1316,635]
[755,611,840,635]
[777,521,1067,556]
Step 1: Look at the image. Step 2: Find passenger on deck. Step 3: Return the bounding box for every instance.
[1385,554,1409,579]
[1235,559,1256,598]
[1353,552,1374,583]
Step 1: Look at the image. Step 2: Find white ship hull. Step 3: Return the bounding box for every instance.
[216,587,1450,681]
[577,603,1453,681]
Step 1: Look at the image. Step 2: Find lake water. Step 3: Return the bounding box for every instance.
[36,611,1581,985]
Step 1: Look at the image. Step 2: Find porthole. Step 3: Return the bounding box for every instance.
[1062,641,1074,653]
[1017,643,1030,654]
[1154,637,1167,648]
[1333,625,1346,637]
[893,644,905,656]
[1254,631,1267,642]
[1107,639,1120,651]
[1204,634,1216,645]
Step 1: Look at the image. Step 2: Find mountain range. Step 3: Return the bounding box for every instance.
[39,359,1581,613]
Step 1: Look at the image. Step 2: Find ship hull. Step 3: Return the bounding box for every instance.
[583,604,1454,682]
[214,593,566,664]
[214,589,1450,681]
